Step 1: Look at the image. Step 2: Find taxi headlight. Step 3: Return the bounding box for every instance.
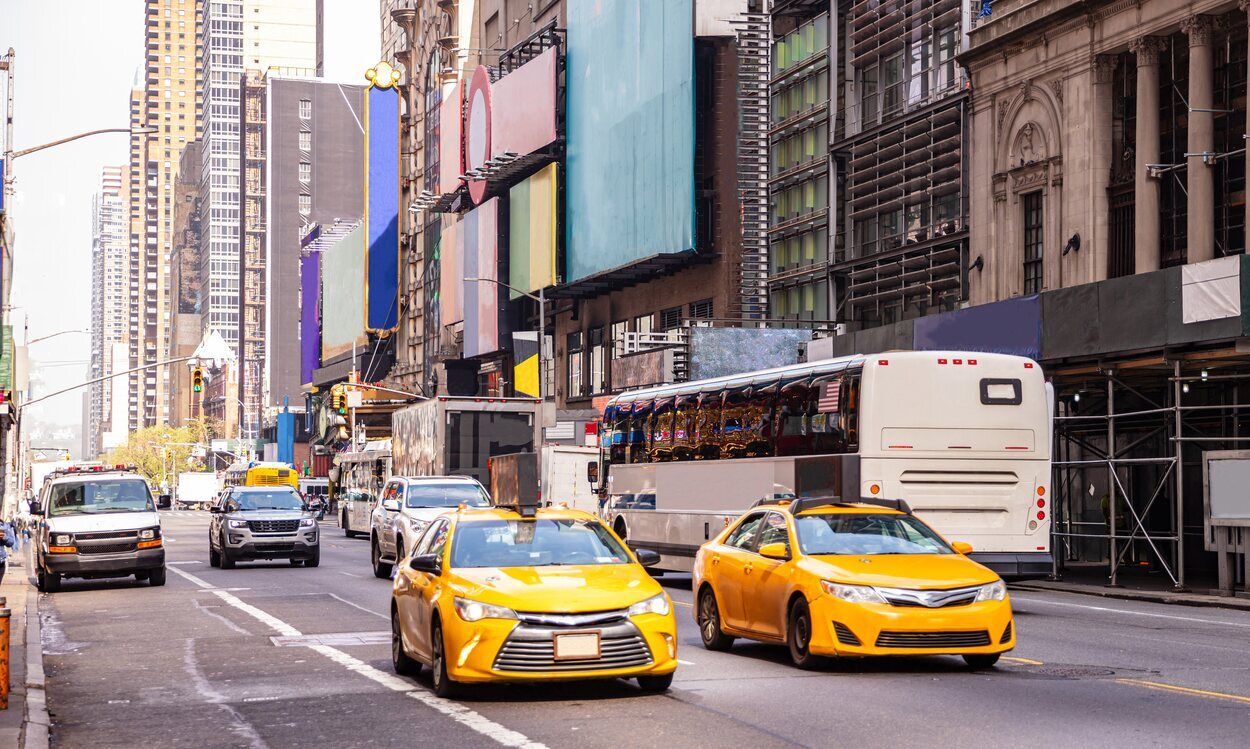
[453,597,517,622]
[626,593,670,618]
[975,580,1007,602]
[299,518,315,527]
[227,519,249,529]
[53,534,72,546]
[821,581,888,605]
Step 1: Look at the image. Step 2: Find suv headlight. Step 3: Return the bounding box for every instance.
[409,518,430,534]
[453,597,517,622]
[626,593,670,618]
[53,533,73,546]
[975,580,1007,602]
[299,518,315,527]
[821,581,888,605]
[227,519,249,529]
[138,527,160,540]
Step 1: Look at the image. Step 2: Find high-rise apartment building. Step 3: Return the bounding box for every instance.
[88,167,130,457]
[126,0,204,432]
[198,0,315,356]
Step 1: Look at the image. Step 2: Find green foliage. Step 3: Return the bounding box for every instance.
[106,418,215,485]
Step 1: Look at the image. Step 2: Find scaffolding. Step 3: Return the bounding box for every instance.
[1052,353,1250,591]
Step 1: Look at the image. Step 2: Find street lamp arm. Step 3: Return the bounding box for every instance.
[10,126,155,159]
[26,329,89,345]
[17,353,199,411]
[463,276,543,304]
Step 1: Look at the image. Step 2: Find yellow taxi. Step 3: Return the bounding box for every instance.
[693,496,1014,669]
[390,504,678,696]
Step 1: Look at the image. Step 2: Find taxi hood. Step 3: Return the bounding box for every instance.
[807,553,998,589]
[453,564,663,614]
[44,511,162,534]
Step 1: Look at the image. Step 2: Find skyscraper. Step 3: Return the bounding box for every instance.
[127,0,204,430]
[89,166,129,457]
[198,0,316,357]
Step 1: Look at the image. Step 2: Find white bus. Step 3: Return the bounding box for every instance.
[331,440,393,538]
[597,351,1052,578]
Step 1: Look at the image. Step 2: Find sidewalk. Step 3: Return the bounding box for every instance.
[0,552,49,749]
[1012,571,1250,612]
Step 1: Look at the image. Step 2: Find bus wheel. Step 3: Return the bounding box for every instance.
[613,517,627,541]
[342,511,353,537]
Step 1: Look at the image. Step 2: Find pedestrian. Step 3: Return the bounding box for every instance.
[0,519,16,585]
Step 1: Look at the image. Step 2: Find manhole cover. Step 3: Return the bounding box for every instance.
[1032,665,1117,679]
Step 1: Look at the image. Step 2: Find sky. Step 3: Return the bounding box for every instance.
[0,0,379,438]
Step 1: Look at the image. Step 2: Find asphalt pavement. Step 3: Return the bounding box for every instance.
[34,512,1250,748]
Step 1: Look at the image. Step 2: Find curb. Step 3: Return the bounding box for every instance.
[1011,581,1250,612]
[22,588,47,749]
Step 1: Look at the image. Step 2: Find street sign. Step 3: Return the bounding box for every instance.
[346,390,363,408]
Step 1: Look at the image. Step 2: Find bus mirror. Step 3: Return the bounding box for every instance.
[587,462,599,485]
[951,541,973,555]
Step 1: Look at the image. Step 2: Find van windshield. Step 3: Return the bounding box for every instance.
[47,479,154,516]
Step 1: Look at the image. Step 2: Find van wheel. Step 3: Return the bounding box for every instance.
[148,566,166,586]
[42,570,62,593]
[787,598,828,670]
[372,537,393,578]
[342,511,354,538]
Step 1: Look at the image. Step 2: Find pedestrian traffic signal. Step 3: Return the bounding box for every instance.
[192,367,204,393]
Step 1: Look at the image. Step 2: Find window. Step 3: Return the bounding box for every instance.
[689,298,714,321]
[566,332,584,399]
[611,320,629,358]
[660,306,682,331]
[588,327,606,394]
[634,314,654,337]
[1022,192,1044,294]
[298,194,311,215]
[298,162,311,182]
[298,98,311,119]
[758,512,791,550]
[725,512,766,550]
[298,131,311,151]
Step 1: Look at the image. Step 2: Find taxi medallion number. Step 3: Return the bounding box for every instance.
[553,632,601,661]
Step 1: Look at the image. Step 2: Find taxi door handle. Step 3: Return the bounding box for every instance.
[744,564,753,575]
[710,555,720,566]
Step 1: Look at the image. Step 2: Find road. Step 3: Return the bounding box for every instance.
[34,512,1250,748]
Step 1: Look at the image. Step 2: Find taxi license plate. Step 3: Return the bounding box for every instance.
[553,632,600,661]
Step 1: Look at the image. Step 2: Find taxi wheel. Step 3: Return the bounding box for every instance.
[392,607,421,676]
[697,587,735,651]
[372,537,393,579]
[430,619,459,698]
[963,653,1001,669]
[787,599,828,670]
[636,673,674,693]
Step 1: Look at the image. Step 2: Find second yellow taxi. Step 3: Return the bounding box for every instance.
[693,496,1015,669]
[391,503,678,696]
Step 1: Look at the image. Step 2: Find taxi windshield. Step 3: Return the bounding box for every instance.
[450,518,631,568]
[406,482,490,509]
[794,513,954,555]
[47,479,154,516]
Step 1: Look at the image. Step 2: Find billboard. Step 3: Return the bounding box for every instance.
[439,80,463,195]
[463,199,500,358]
[365,79,400,332]
[508,163,558,298]
[439,217,463,327]
[491,47,558,159]
[320,224,367,361]
[565,0,695,282]
[299,252,320,385]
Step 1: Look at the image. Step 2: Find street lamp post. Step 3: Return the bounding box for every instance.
[26,329,88,346]
[464,277,547,487]
[7,125,159,160]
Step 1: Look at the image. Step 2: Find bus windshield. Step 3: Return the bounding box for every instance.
[794,513,954,556]
[47,479,154,516]
[450,518,631,568]
[406,482,490,508]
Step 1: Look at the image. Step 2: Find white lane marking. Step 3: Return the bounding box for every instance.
[201,587,251,593]
[168,560,204,565]
[677,659,696,666]
[1015,595,1250,628]
[169,565,215,589]
[192,599,251,636]
[326,592,390,621]
[338,571,364,578]
[169,562,548,748]
[183,638,268,749]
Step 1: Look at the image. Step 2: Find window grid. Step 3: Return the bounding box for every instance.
[1022,192,1044,294]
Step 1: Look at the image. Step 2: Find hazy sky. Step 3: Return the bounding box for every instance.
[1,1,379,435]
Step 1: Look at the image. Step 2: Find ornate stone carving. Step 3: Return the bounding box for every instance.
[1012,164,1049,191]
[1241,0,1250,14]
[1093,55,1118,85]
[1048,77,1064,104]
[1181,15,1223,47]
[997,99,1010,134]
[1014,122,1048,164]
[993,173,1008,203]
[1130,36,1167,66]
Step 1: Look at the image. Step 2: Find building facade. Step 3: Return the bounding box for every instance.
[88,166,130,457]
[169,140,203,430]
[199,0,315,354]
[126,0,204,431]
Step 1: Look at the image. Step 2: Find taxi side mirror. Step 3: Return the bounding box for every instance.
[952,541,974,555]
[634,548,661,568]
[758,542,790,560]
[410,553,442,575]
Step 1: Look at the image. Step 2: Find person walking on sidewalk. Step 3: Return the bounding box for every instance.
[0,519,15,584]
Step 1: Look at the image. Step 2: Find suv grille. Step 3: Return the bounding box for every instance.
[874,630,991,649]
[492,620,653,673]
[248,519,300,534]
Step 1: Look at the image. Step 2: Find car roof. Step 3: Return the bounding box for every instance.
[47,472,144,484]
[395,475,481,483]
[453,507,597,523]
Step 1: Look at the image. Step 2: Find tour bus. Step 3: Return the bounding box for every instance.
[331,440,393,537]
[597,351,1053,578]
[223,461,300,490]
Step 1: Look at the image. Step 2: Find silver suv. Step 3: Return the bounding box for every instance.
[369,476,490,578]
[209,486,320,568]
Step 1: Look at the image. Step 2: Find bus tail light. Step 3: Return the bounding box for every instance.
[878,359,889,365]
[1037,486,1046,496]
[1037,498,1046,508]
[938,358,948,365]
[953,359,963,365]
[1024,362,1035,369]
[968,359,978,365]
[1036,510,1046,520]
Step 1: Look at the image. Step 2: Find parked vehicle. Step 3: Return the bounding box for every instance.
[31,465,168,592]
[332,440,392,538]
[391,396,540,488]
[490,445,600,512]
[369,476,491,578]
[208,486,320,568]
[176,471,222,510]
[299,477,330,512]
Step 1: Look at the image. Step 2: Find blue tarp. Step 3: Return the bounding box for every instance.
[913,295,1042,361]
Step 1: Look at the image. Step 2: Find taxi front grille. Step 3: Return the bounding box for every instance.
[874,630,991,649]
[492,620,653,673]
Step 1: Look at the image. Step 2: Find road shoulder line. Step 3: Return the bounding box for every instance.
[23,587,49,749]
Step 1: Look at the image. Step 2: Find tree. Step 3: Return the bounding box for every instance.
[106,422,212,486]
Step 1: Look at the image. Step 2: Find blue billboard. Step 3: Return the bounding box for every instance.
[365,67,400,333]
[565,0,695,282]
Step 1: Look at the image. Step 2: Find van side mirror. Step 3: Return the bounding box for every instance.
[157,494,172,510]
[29,502,43,516]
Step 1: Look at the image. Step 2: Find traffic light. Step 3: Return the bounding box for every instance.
[331,385,346,415]
[192,367,204,393]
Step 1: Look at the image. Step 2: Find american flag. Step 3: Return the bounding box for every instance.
[817,381,841,413]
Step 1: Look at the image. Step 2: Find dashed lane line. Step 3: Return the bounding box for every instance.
[1116,678,1250,706]
[1013,595,1250,628]
[1001,656,1044,666]
[167,564,548,749]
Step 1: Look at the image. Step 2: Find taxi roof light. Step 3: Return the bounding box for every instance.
[788,494,912,515]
